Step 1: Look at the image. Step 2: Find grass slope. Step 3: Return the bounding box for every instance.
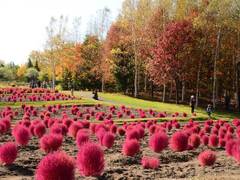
[64,91,239,120]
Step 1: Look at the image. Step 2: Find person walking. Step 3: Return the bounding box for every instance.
[206,104,213,119]
[190,95,196,114]
[92,89,99,100]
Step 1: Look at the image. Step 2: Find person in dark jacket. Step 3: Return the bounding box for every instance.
[92,89,98,100]
[190,95,196,114]
[206,104,213,119]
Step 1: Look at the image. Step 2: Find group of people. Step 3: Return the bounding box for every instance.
[190,95,213,118]
[29,80,49,89]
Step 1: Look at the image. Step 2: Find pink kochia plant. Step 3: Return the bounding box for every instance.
[0,142,18,165]
[13,125,31,146]
[149,132,168,153]
[101,132,115,149]
[76,131,89,148]
[188,134,200,149]
[170,131,188,152]
[198,150,216,166]
[35,151,75,180]
[40,134,63,153]
[231,140,240,162]
[141,156,159,169]
[118,127,125,136]
[77,142,104,176]
[208,134,218,147]
[225,139,236,156]
[122,139,140,157]
[126,129,139,140]
[34,123,46,138]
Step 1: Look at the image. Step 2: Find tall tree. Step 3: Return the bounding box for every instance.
[149,20,195,104]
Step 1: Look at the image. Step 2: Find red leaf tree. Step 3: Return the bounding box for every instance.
[148,20,195,103]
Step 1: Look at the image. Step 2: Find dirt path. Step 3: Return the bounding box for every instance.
[77,91,117,105]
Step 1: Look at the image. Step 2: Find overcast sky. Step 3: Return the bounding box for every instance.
[0,0,123,65]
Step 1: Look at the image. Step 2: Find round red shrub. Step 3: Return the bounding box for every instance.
[137,127,145,139]
[232,140,240,162]
[141,156,159,169]
[13,125,31,146]
[126,129,139,140]
[198,150,216,166]
[0,122,6,134]
[225,139,236,156]
[2,118,10,130]
[122,139,140,157]
[225,133,233,141]
[149,132,168,153]
[0,142,17,165]
[188,134,200,149]
[117,127,125,136]
[68,123,82,138]
[170,131,188,152]
[208,134,218,147]
[34,123,46,138]
[40,134,63,153]
[219,138,226,147]
[201,135,209,146]
[102,132,115,149]
[76,131,89,148]
[35,151,75,180]
[110,125,117,134]
[77,142,104,176]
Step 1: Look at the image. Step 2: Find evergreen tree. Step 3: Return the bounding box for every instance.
[27,58,33,68]
[34,60,40,71]
[61,68,73,90]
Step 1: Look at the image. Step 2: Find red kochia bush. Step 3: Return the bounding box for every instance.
[35,151,75,180]
[188,134,200,149]
[208,134,218,147]
[201,135,209,146]
[141,156,159,169]
[122,139,140,157]
[68,123,82,138]
[225,139,236,156]
[198,150,216,166]
[77,142,104,176]
[117,127,125,136]
[34,123,46,138]
[0,122,6,134]
[76,131,89,148]
[149,132,168,153]
[126,129,139,140]
[0,142,17,165]
[102,132,115,149]
[40,134,63,153]
[13,125,31,146]
[170,131,188,152]
[232,140,240,162]
[137,127,145,139]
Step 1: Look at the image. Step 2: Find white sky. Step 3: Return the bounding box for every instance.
[0,0,123,65]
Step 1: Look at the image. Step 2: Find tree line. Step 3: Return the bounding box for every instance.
[6,0,240,111]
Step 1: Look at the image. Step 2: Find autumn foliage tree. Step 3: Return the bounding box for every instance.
[148,20,195,104]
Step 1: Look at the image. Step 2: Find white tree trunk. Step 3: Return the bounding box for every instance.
[213,28,221,109]
[169,80,173,100]
[144,73,147,92]
[101,77,104,92]
[181,81,185,102]
[163,84,166,102]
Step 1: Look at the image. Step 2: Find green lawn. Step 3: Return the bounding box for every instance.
[0,99,96,108]
[64,91,239,120]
